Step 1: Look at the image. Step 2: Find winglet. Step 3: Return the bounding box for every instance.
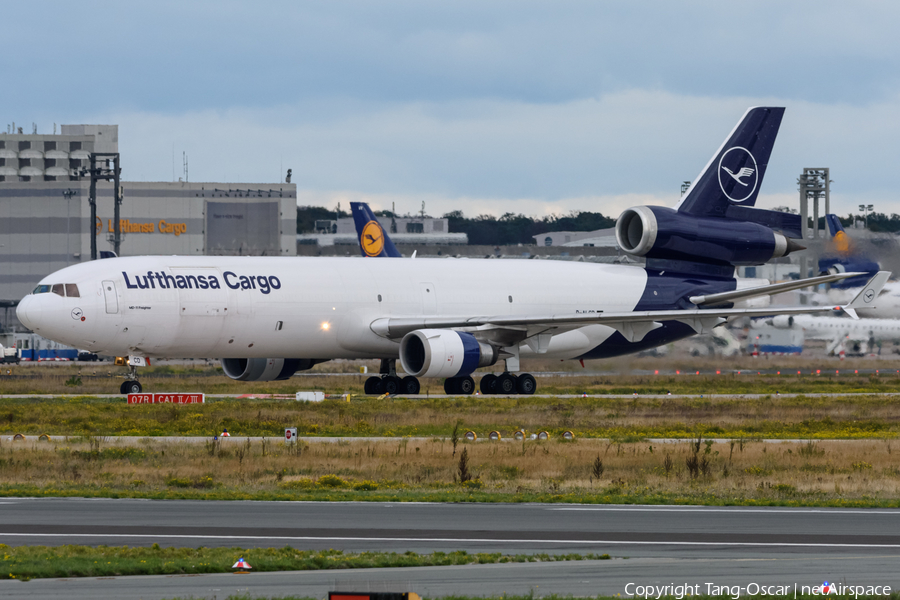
[350,202,402,257]
[841,270,891,319]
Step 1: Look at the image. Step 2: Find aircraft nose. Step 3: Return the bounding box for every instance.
[16,296,40,330]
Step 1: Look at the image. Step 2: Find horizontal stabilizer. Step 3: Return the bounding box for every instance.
[724,205,803,238]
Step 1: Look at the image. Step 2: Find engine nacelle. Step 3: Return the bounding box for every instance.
[616,205,800,266]
[769,315,795,329]
[399,329,498,378]
[221,358,320,381]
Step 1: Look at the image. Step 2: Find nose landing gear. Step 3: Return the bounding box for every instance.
[117,358,143,395]
[120,379,142,394]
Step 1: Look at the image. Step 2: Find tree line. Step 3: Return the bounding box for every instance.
[297,206,616,245]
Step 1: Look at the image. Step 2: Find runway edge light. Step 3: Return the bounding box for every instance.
[232,557,252,573]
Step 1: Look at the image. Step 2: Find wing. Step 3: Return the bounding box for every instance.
[371,272,891,345]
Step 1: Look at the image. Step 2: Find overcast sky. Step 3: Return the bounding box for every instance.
[5,1,900,218]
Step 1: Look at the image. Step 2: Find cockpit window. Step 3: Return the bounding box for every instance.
[32,283,79,297]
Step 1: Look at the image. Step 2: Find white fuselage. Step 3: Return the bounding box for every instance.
[790,314,900,344]
[17,255,651,361]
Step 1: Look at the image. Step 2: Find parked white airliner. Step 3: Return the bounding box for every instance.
[765,313,900,356]
[15,108,890,395]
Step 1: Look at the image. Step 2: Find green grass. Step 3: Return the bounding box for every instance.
[3,482,900,508]
[2,393,900,438]
[0,545,609,581]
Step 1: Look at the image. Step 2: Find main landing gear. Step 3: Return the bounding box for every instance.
[444,372,537,395]
[364,359,420,395]
[478,372,536,395]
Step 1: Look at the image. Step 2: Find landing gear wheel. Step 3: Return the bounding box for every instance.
[364,376,381,395]
[458,376,475,395]
[516,373,536,395]
[122,380,142,394]
[444,378,459,395]
[400,376,420,395]
[496,373,517,394]
[480,374,497,395]
[372,377,386,395]
[382,375,401,395]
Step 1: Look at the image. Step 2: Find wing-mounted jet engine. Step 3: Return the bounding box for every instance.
[221,358,325,381]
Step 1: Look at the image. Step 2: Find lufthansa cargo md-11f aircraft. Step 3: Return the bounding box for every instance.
[15,108,890,395]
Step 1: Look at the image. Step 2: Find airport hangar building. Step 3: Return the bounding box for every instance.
[0,124,297,331]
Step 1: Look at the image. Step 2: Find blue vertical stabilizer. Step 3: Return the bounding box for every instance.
[677,107,785,218]
[351,202,402,257]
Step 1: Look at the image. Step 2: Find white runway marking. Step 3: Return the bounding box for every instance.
[0,532,897,548]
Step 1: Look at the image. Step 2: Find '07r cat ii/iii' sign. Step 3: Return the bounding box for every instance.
[127,393,205,404]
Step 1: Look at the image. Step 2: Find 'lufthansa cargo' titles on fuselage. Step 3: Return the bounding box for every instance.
[122,271,282,294]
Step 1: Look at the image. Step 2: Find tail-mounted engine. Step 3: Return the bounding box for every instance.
[221,358,321,381]
[616,205,803,268]
[399,329,498,378]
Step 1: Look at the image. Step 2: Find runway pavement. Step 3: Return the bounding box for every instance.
[0,499,899,598]
[2,498,900,555]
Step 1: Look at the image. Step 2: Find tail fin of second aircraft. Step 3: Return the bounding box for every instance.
[819,213,879,288]
[676,107,785,219]
[351,202,402,257]
[826,214,851,254]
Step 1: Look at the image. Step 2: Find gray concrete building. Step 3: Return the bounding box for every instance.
[297,214,467,247]
[0,125,296,330]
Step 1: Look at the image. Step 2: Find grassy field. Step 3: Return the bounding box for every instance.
[3,355,900,396]
[1,434,899,506]
[0,545,608,580]
[0,393,899,438]
[1,358,900,505]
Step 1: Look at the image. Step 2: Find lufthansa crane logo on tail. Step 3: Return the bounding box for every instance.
[717,146,759,203]
[361,221,385,257]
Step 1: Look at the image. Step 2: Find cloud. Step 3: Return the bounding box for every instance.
[9,3,900,218]
[99,89,900,217]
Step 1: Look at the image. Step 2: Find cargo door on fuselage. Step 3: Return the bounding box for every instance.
[170,267,228,354]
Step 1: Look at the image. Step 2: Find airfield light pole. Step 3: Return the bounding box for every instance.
[79,153,121,260]
[797,168,831,281]
[859,204,874,229]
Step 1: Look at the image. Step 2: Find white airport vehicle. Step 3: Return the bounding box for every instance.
[15,108,890,395]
